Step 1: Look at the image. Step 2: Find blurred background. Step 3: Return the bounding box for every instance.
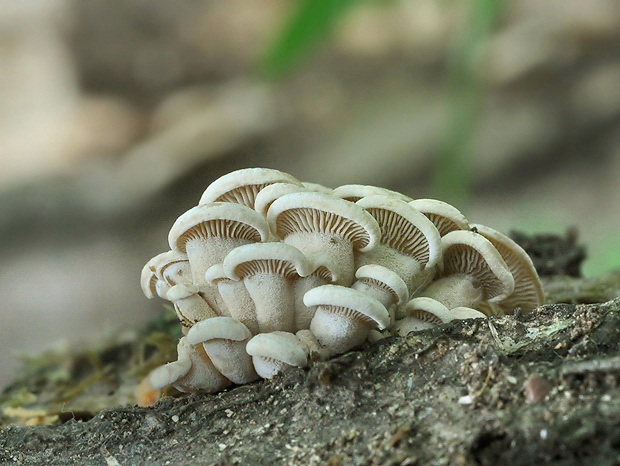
[0,0,618,389]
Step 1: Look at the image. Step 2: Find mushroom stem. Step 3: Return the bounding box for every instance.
[285,232,355,286]
[149,337,231,393]
[187,317,258,385]
[418,275,484,310]
[292,272,329,331]
[167,283,219,332]
[243,273,296,333]
[205,265,259,335]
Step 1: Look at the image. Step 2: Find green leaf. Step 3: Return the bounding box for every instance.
[260,0,362,78]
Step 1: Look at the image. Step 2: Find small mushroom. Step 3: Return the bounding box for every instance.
[199,168,302,207]
[267,191,381,286]
[393,297,485,336]
[154,250,191,287]
[168,202,271,313]
[205,264,259,335]
[419,230,514,310]
[141,252,177,299]
[305,284,390,356]
[409,199,469,236]
[332,184,412,203]
[300,181,332,194]
[355,195,442,293]
[253,182,307,218]
[471,224,545,314]
[351,264,409,328]
[245,331,309,379]
[149,337,231,393]
[186,317,259,385]
[223,242,313,333]
[292,263,336,331]
[166,283,218,334]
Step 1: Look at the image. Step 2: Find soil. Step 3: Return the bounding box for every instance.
[1,236,619,465]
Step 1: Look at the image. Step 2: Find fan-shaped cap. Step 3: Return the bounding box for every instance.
[402,297,454,325]
[199,168,302,207]
[440,230,514,303]
[409,199,469,236]
[354,264,409,307]
[300,181,332,194]
[186,317,252,345]
[332,184,412,203]
[356,195,442,269]
[166,282,200,301]
[471,224,544,313]
[267,192,381,253]
[245,332,308,368]
[141,263,159,299]
[169,202,270,253]
[303,284,390,330]
[253,182,307,217]
[450,307,487,320]
[223,242,313,281]
[141,251,175,298]
[154,250,190,285]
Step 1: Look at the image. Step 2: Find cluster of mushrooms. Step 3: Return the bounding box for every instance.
[141,168,544,393]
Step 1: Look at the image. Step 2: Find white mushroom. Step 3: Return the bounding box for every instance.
[351,264,409,327]
[166,283,218,334]
[267,191,381,286]
[186,317,259,385]
[300,181,332,194]
[223,242,313,333]
[292,263,336,331]
[253,182,307,218]
[305,284,390,357]
[154,250,191,287]
[149,337,231,393]
[393,297,485,336]
[168,202,271,313]
[245,331,309,379]
[332,184,412,203]
[409,199,469,236]
[472,224,545,314]
[419,230,515,311]
[199,167,302,207]
[205,264,259,335]
[355,195,442,293]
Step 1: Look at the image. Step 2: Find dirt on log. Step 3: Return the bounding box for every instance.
[1,232,619,465]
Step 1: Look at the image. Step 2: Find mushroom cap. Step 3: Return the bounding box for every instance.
[303,284,390,330]
[253,182,307,218]
[267,191,381,253]
[245,332,308,367]
[223,242,313,281]
[169,202,270,253]
[300,181,332,194]
[356,195,442,268]
[186,317,252,345]
[450,306,487,320]
[471,224,545,313]
[332,184,412,203]
[154,250,190,284]
[199,168,302,207]
[141,251,181,298]
[402,297,454,324]
[440,230,515,303]
[140,263,159,299]
[354,264,409,307]
[204,264,229,285]
[409,199,469,236]
[166,282,200,301]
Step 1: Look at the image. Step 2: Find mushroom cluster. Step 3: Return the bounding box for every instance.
[141,168,544,393]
